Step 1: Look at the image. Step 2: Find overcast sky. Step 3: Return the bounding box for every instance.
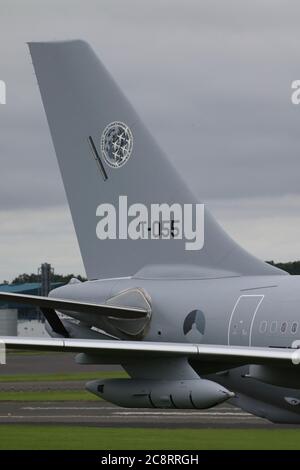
[1,0,300,281]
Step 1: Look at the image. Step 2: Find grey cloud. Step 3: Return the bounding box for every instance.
[1,0,300,280]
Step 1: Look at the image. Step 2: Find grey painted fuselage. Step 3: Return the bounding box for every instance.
[51,270,300,423]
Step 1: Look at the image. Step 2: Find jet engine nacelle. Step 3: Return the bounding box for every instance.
[248,364,300,389]
[86,378,234,409]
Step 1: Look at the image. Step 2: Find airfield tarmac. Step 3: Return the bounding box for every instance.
[0,352,281,428]
[0,401,271,427]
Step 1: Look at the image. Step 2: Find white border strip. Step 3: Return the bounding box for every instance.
[0,341,6,365]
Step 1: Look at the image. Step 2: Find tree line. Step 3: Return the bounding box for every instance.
[2,261,300,285]
[1,273,87,285]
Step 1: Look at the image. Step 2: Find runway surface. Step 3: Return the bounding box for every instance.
[0,352,287,428]
[0,401,272,428]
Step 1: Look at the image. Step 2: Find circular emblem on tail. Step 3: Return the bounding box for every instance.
[101,121,133,168]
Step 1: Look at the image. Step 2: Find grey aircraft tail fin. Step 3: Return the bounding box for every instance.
[28,40,284,279]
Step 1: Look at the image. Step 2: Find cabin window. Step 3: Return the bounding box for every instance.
[270,321,278,333]
[291,322,299,334]
[259,321,267,334]
[280,322,287,333]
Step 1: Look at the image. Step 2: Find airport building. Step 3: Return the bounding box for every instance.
[0,264,63,336]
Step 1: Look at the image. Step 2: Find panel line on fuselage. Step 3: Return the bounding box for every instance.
[227,294,264,346]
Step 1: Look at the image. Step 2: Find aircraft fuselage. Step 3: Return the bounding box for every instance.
[50,272,300,422]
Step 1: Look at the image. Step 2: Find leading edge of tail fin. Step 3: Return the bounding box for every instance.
[28,40,285,279]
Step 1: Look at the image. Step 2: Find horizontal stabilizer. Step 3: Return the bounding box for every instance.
[0,292,147,319]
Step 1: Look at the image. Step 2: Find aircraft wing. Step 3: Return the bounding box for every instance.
[0,337,299,367]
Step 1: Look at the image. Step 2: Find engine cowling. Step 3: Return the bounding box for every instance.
[247,364,300,389]
[86,378,234,409]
